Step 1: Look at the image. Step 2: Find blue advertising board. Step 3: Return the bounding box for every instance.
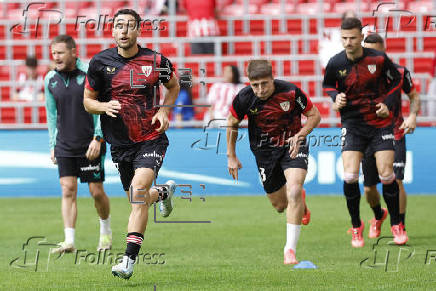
[0,127,434,197]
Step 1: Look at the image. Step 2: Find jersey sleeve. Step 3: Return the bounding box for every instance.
[295,87,314,114]
[44,71,57,150]
[322,59,340,101]
[85,57,103,92]
[402,67,414,95]
[382,53,402,109]
[229,93,247,121]
[158,54,175,84]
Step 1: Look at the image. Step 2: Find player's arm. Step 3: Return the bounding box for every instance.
[226,113,242,181]
[83,87,121,117]
[381,54,402,110]
[399,68,421,134]
[44,72,57,164]
[322,60,347,109]
[288,89,321,158]
[401,88,421,134]
[85,113,104,161]
[152,74,180,132]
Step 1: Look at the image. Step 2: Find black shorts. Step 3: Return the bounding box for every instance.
[341,126,394,153]
[57,154,106,183]
[253,144,309,194]
[111,135,169,191]
[362,136,406,186]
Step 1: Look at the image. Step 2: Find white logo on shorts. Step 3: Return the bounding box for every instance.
[80,165,100,171]
[381,134,394,140]
[393,162,405,168]
[143,151,163,165]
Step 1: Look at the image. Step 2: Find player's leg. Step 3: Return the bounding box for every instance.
[375,149,408,245]
[88,182,112,250]
[394,137,407,230]
[362,151,388,238]
[342,150,365,247]
[52,157,79,253]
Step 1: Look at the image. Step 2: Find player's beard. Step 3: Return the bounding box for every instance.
[117,36,136,50]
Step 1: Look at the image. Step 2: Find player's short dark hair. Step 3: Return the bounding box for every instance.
[229,65,241,84]
[51,35,76,50]
[25,56,37,68]
[341,17,362,32]
[364,33,384,44]
[114,9,141,28]
[247,60,273,80]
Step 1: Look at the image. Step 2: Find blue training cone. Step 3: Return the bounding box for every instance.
[293,260,318,269]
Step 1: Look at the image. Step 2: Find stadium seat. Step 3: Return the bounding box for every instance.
[423,37,436,52]
[38,106,46,123]
[1,107,16,123]
[221,3,258,16]
[408,1,433,13]
[85,44,103,58]
[413,58,433,73]
[13,46,27,60]
[296,2,330,15]
[386,38,406,52]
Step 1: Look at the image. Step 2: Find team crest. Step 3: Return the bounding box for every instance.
[249,108,258,115]
[141,66,152,77]
[368,65,376,74]
[280,101,290,111]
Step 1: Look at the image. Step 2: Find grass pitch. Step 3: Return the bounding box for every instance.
[1,195,436,290]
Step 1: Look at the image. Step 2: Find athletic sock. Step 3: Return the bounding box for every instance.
[125,232,144,260]
[284,223,301,252]
[400,213,406,229]
[344,182,361,228]
[99,216,112,235]
[371,204,384,220]
[64,227,75,245]
[382,180,400,226]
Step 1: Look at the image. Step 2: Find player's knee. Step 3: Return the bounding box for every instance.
[89,183,105,199]
[60,182,76,198]
[287,184,303,204]
[272,201,287,213]
[379,172,395,185]
[343,172,359,184]
[364,185,377,196]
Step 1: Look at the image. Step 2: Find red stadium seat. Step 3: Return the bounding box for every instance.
[38,106,46,123]
[272,41,291,54]
[1,107,16,123]
[221,4,258,16]
[386,38,406,52]
[423,37,436,52]
[408,1,433,13]
[1,87,11,101]
[234,42,252,55]
[413,58,433,73]
[13,46,27,60]
[249,20,265,35]
[298,60,315,75]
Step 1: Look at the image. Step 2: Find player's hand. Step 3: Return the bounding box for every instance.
[86,140,101,161]
[152,109,170,133]
[335,93,347,110]
[227,155,242,181]
[375,103,389,118]
[400,114,417,134]
[104,100,121,117]
[50,149,57,165]
[287,134,303,159]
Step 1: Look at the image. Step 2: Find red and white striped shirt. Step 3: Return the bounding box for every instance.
[208,82,245,120]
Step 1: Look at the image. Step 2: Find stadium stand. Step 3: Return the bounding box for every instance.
[0,0,435,128]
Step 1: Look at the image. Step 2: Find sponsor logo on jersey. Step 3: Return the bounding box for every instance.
[295,152,308,158]
[280,101,290,111]
[249,108,258,115]
[50,80,57,89]
[106,67,116,74]
[338,69,347,77]
[296,97,305,110]
[141,66,152,77]
[80,165,100,172]
[368,64,377,74]
[381,134,394,140]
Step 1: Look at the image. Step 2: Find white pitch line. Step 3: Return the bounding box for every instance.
[0,178,36,185]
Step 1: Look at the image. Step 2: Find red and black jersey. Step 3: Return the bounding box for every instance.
[230,79,314,151]
[393,64,414,140]
[86,45,174,147]
[323,48,402,131]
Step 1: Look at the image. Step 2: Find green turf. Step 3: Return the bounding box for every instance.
[1,195,436,290]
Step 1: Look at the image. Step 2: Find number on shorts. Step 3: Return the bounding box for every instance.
[259,167,266,182]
